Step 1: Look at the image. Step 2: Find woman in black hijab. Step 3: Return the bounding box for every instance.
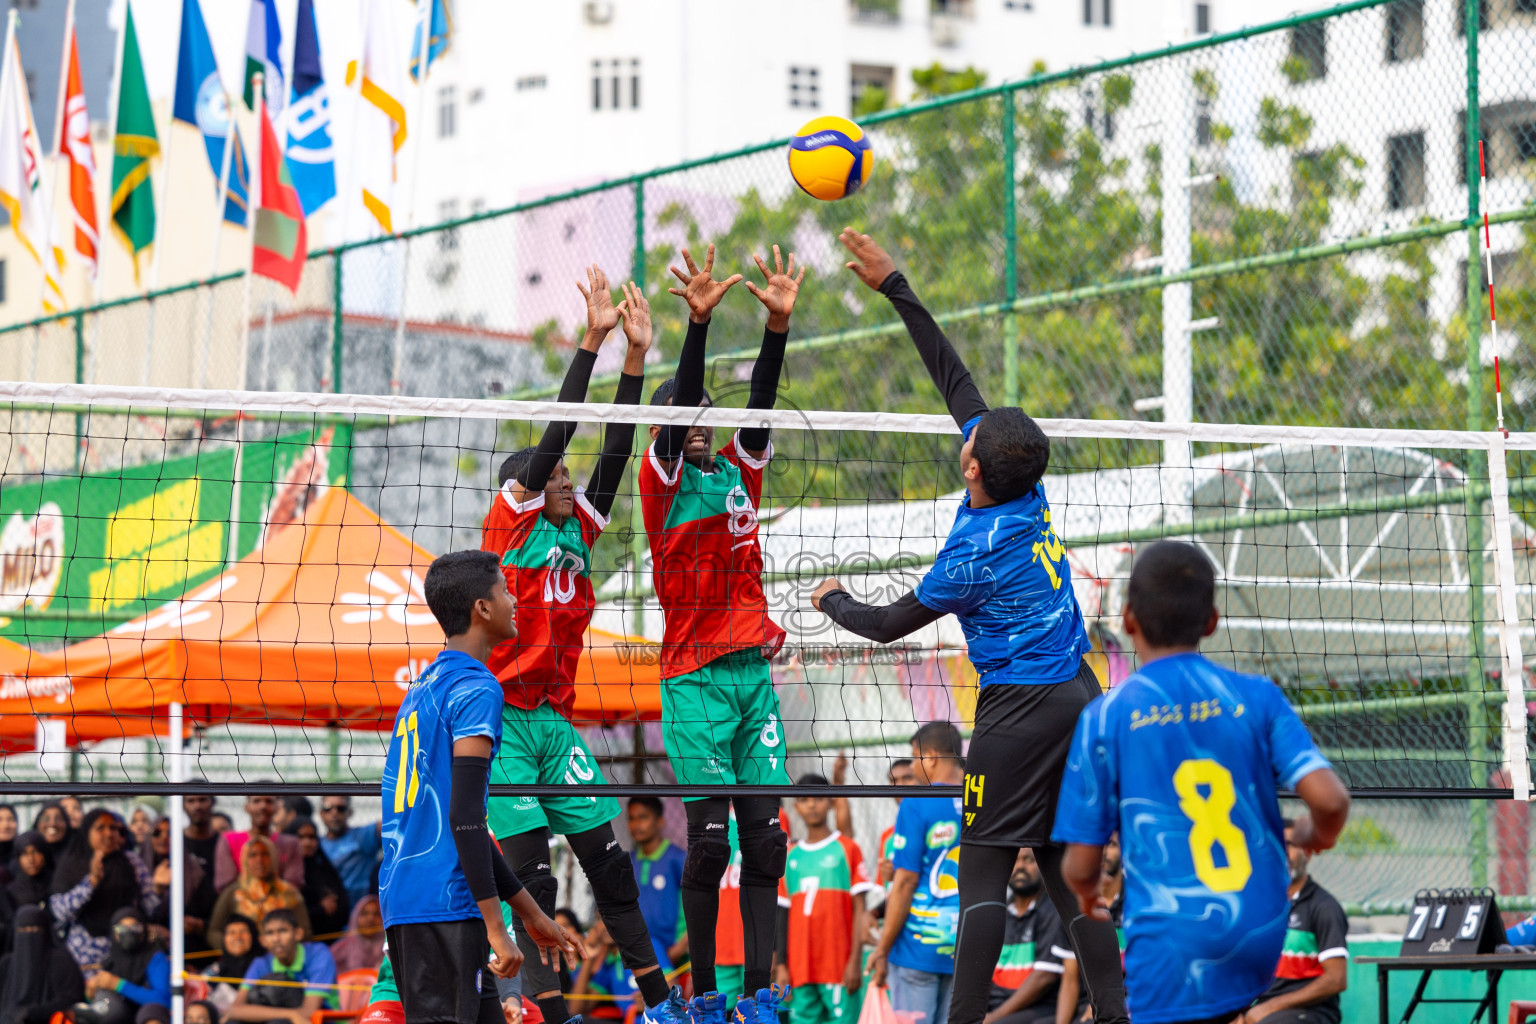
[290,818,350,940]
[8,832,55,908]
[32,804,72,862]
[79,908,170,1024]
[200,915,259,1015]
[0,803,19,867]
[49,810,163,969]
[0,904,85,1024]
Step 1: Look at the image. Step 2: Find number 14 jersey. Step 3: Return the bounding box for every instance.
[1051,652,1332,1024]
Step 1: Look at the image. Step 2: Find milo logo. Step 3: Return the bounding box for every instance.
[0,504,64,612]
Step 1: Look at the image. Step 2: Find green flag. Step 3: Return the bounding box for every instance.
[110,1,157,282]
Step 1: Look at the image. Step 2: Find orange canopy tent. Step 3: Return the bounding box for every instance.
[0,487,662,750]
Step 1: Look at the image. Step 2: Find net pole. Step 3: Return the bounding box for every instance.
[168,702,185,1024]
[197,89,238,391]
[630,177,646,640]
[1486,434,1530,800]
[1002,90,1018,407]
[1159,30,1194,476]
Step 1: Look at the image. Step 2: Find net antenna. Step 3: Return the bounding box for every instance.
[1480,139,1509,439]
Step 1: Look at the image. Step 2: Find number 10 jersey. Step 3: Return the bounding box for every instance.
[1051,652,1333,1024]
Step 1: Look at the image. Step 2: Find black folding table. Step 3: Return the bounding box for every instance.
[1356,953,1536,1024]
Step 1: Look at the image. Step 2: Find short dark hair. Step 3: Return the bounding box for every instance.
[498,447,537,487]
[281,795,312,819]
[649,377,714,407]
[424,550,504,637]
[555,906,586,933]
[796,773,830,787]
[1281,818,1295,830]
[628,796,664,818]
[261,908,300,931]
[971,408,1050,504]
[912,721,964,760]
[890,758,913,772]
[1126,540,1217,648]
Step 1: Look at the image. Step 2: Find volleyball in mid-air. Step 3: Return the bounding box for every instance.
[788,116,873,201]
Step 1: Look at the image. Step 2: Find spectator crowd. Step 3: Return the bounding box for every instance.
[0,738,1355,1024]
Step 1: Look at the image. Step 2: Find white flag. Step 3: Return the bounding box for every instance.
[345,0,407,235]
[0,15,63,311]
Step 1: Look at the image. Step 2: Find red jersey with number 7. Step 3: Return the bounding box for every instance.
[638,433,785,680]
[777,832,872,985]
[480,483,608,716]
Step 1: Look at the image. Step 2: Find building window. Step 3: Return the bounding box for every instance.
[591,61,601,110]
[630,59,640,108]
[467,87,484,104]
[438,85,456,137]
[1459,101,1536,181]
[1457,0,1489,35]
[470,198,487,216]
[1518,0,1536,12]
[591,60,637,111]
[789,66,820,109]
[1084,90,1115,141]
[1083,0,1111,26]
[1195,97,1213,147]
[851,64,895,116]
[1003,0,1032,8]
[0,259,8,305]
[1289,22,1327,81]
[1386,0,1425,62]
[1195,3,1210,33]
[1387,132,1426,209]
[516,75,546,91]
[438,199,459,250]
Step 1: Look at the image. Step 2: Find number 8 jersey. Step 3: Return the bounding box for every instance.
[380,648,504,928]
[481,483,608,717]
[1051,652,1333,1024]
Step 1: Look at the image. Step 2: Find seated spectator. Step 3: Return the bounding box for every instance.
[571,913,637,1021]
[554,908,584,995]
[0,905,85,1024]
[328,897,384,974]
[0,803,17,865]
[224,909,337,1024]
[317,798,381,910]
[289,820,348,941]
[59,799,84,831]
[33,804,73,862]
[202,915,260,1015]
[7,832,54,909]
[184,1001,220,1024]
[209,837,310,944]
[1245,820,1348,1024]
[983,850,1082,1024]
[140,816,213,939]
[127,805,159,851]
[79,908,171,1024]
[50,810,164,969]
[213,794,303,893]
[273,799,311,838]
[211,814,234,836]
[132,1006,168,1024]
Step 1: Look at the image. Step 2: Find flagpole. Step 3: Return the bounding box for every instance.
[390,0,433,397]
[87,0,128,387]
[141,2,182,387]
[238,73,262,396]
[198,92,238,389]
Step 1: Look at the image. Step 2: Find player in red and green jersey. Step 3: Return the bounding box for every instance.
[778,774,873,1024]
[479,267,688,1024]
[638,243,804,1024]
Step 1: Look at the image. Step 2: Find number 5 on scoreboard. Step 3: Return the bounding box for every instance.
[393,711,421,813]
[1173,758,1252,893]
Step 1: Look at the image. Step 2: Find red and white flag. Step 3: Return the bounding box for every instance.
[55,0,97,274]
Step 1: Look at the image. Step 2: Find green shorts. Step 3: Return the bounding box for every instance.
[487,701,620,838]
[660,649,791,797]
[791,984,855,1024]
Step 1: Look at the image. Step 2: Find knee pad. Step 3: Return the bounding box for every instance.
[578,837,640,906]
[737,819,788,888]
[682,836,733,891]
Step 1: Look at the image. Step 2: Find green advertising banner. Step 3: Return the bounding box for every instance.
[0,426,351,643]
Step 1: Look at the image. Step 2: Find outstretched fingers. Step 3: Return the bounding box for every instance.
[669,263,690,286]
[772,244,784,276]
[681,247,700,277]
[701,243,717,275]
[753,253,772,281]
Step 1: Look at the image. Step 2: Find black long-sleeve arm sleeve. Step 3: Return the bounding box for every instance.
[586,370,644,519]
[655,318,710,460]
[737,324,789,453]
[878,271,990,430]
[519,347,599,492]
[450,756,524,905]
[820,588,945,644]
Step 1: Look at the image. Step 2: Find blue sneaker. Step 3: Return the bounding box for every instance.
[689,992,730,1024]
[643,987,690,1024]
[733,986,789,1024]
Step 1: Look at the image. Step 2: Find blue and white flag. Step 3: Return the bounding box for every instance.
[285,0,335,215]
[173,0,249,227]
[243,0,283,116]
[409,0,453,82]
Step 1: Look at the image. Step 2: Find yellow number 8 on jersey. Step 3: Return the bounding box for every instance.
[1173,758,1252,893]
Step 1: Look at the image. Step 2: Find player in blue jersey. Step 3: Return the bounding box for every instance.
[1052,541,1352,1024]
[380,550,582,1024]
[810,230,1126,1024]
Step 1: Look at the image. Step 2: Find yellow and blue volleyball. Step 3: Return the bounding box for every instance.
[788,116,873,202]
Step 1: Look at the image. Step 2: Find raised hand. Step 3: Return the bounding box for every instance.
[576,265,622,343]
[619,280,653,354]
[838,227,897,291]
[744,245,807,331]
[668,244,743,323]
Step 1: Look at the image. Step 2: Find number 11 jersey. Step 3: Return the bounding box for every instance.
[1051,652,1332,1024]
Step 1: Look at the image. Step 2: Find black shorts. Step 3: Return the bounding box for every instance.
[961,660,1101,847]
[386,920,502,1024]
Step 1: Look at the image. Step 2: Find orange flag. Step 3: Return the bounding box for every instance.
[56,2,98,273]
